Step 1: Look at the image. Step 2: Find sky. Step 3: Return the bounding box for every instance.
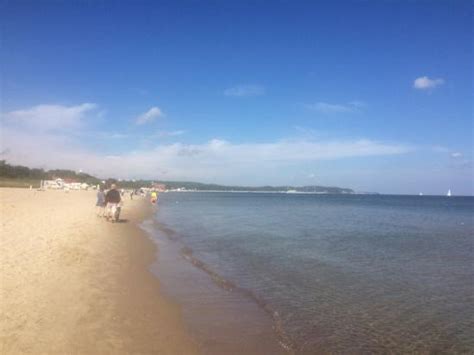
[1,0,472,195]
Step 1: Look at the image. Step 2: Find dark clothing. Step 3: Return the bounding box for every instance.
[105,189,121,204]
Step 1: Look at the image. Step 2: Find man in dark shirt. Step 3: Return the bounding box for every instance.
[105,184,121,204]
[105,184,121,221]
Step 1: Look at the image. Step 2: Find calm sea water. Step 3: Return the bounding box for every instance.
[143,192,473,354]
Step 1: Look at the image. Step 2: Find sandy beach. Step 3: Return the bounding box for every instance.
[0,188,198,354]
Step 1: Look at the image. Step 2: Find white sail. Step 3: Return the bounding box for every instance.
[447,189,451,197]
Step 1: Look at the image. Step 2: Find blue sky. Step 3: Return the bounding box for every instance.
[1,1,472,194]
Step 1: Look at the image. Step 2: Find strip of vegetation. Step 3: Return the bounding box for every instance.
[0,160,101,186]
[0,161,354,193]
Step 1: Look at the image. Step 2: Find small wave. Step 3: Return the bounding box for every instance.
[153,221,181,241]
[144,218,297,353]
[180,246,296,353]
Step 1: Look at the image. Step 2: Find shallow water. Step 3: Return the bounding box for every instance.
[143,193,473,354]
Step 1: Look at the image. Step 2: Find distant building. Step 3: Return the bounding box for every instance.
[42,178,64,189]
[42,178,89,190]
[152,183,166,192]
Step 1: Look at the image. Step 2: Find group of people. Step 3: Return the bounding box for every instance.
[95,184,122,222]
[96,184,160,222]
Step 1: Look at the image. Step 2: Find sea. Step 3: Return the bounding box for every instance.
[140,192,474,354]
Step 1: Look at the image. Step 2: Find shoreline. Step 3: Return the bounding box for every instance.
[142,205,289,355]
[0,188,197,354]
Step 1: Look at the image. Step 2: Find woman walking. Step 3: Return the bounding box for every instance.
[96,187,106,217]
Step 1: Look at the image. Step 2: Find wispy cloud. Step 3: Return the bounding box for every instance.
[224,85,265,97]
[413,76,444,90]
[1,102,422,189]
[431,145,451,153]
[135,106,163,125]
[432,147,464,158]
[2,103,98,131]
[153,130,186,138]
[448,151,472,171]
[97,132,128,139]
[305,101,365,114]
[1,118,413,183]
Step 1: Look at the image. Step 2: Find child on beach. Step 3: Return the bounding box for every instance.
[96,187,106,217]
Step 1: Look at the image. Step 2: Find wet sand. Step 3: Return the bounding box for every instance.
[145,220,290,355]
[0,188,197,354]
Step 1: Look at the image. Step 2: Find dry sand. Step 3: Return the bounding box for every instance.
[0,188,198,354]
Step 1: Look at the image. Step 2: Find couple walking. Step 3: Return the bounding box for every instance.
[96,184,122,221]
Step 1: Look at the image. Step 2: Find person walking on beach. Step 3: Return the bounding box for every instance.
[105,184,121,222]
[96,187,106,217]
[150,191,158,204]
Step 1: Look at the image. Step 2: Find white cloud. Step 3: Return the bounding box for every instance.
[432,147,463,158]
[224,85,265,97]
[1,119,413,184]
[306,101,364,114]
[2,103,97,131]
[135,106,163,125]
[413,76,445,90]
[4,102,472,193]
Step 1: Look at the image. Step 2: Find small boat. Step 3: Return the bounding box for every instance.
[419,192,423,196]
[447,189,452,197]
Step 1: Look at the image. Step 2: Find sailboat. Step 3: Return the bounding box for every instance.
[447,189,452,197]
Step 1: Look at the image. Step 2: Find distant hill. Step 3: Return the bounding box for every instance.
[158,180,354,194]
[0,161,354,193]
[0,160,101,186]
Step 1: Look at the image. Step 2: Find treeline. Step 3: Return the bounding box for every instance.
[0,161,100,185]
[158,180,354,194]
[0,161,354,193]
